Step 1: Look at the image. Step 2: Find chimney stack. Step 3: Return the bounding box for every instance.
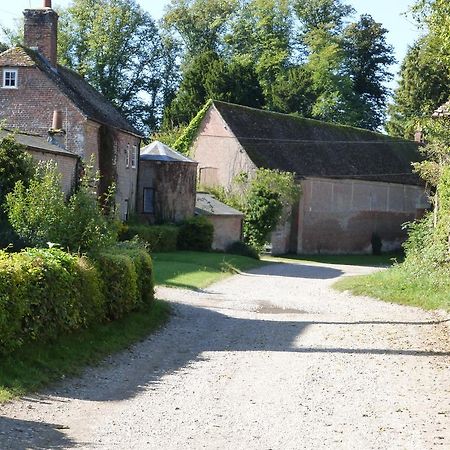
[23,1,58,67]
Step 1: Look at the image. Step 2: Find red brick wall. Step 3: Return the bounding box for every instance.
[0,66,86,157]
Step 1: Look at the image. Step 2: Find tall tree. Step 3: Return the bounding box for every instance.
[343,14,395,130]
[58,0,164,134]
[387,0,450,138]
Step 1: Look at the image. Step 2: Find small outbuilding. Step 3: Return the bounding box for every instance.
[195,192,244,251]
[137,141,198,223]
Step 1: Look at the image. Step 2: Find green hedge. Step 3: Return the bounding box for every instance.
[0,245,154,354]
[177,216,214,251]
[120,224,179,252]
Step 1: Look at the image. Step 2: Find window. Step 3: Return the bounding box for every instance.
[125,144,130,168]
[143,188,155,214]
[2,69,18,88]
[131,145,137,169]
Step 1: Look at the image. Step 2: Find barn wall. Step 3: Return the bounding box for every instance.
[206,215,243,251]
[295,177,429,254]
[137,160,197,223]
[192,106,257,188]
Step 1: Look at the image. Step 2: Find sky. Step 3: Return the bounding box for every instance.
[0,0,422,87]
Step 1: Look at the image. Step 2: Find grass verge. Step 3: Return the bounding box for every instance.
[152,251,267,290]
[334,265,450,311]
[0,301,170,403]
[274,252,403,267]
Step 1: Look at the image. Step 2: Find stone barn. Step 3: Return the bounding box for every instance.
[191,101,429,254]
[137,141,197,224]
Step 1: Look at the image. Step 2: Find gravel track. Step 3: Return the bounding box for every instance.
[0,260,449,449]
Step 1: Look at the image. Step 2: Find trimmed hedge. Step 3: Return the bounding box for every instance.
[177,216,214,251]
[120,224,179,252]
[0,245,154,355]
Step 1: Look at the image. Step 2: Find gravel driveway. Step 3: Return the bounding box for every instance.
[0,260,449,449]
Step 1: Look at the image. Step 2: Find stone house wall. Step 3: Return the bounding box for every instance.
[206,215,243,251]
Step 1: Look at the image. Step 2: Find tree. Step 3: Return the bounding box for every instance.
[58,0,164,134]
[0,42,8,53]
[342,15,395,130]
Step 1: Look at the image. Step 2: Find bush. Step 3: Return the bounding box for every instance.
[177,216,214,251]
[226,241,260,259]
[120,224,179,252]
[0,248,104,354]
[0,244,155,354]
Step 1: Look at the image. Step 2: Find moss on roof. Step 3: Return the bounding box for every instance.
[212,101,422,185]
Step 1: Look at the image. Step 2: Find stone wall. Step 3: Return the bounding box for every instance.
[207,215,243,251]
[295,177,429,254]
[137,160,197,224]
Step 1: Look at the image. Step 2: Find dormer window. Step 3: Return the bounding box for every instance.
[2,69,18,88]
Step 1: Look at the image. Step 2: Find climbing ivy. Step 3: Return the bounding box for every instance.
[173,99,213,155]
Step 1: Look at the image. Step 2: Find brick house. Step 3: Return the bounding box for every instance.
[0,0,141,219]
[192,101,429,254]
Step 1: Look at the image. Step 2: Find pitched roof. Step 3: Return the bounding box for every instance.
[212,101,422,185]
[141,141,196,163]
[0,129,78,158]
[0,47,141,137]
[195,193,243,216]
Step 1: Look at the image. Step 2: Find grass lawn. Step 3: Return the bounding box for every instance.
[152,251,267,290]
[0,301,170,403]
[334,265,450,312]
[272,252,403,267]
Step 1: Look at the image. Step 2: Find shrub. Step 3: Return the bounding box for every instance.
[120,224,179,252]
[115,239,155,306]
[177,216,213,251]
[226,241,260,259]
[96,251,138,320]
[0,248,104,354]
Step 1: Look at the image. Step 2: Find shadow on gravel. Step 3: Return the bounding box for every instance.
[241,263,344,280]
[52,302,450,404]
[0,417,76,449]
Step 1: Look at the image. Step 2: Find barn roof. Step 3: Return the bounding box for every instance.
[195,193,243,216]
[212,101,422,185]
[0,47,141,137]
[141,141,197,163]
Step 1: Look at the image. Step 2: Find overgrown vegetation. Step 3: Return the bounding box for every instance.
[208,168,300,252]
[6,160,118,254]
[335,117,450,311]
[0,134,34,250]
[177,216,214,252]
[120,224,180,252]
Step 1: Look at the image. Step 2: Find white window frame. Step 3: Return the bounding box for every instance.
[2,69,18,89]
[125,144,130,168]
[131,145,137,169]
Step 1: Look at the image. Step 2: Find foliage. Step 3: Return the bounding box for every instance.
[0,248,104,354]
[120,224,180,252]
[0,242,155,355]
[387,0,450,138]
[152,250,266,290]
[226,241,260,259]
[0,134,34,249]
[58,0,171,133]
[0,301,169,403]
[6,161,117,254]
[6,162,67,248]
[173,99,213,154]
[177,215,214,251]
[209,168,299,251]
[162,0,395,130]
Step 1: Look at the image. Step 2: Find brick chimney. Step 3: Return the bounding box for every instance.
[23,0,58,67]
